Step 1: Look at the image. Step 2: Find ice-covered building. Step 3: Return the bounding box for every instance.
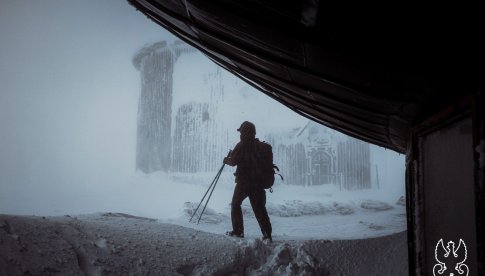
[133,41,231,173]
[267,121,371,189]
[132,41,197,173]
[133,41,371,189]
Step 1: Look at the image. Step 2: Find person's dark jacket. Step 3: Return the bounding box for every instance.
[223,133,260,186]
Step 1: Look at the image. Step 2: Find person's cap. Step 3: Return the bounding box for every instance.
[237,121,256,134]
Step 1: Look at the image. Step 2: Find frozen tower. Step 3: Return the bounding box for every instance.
[133,41,194,173]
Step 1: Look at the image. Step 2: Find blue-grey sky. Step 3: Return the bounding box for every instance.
[0,1,174,188]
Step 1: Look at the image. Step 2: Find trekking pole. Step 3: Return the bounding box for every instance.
[197,164,225,224]
[189,150,232,223]
[189,164,224,223]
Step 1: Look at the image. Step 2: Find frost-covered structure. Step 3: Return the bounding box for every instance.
[268,121,371,189]
[171,67,231,173]
[133,41,231,173]
[133,41,370,189]
[133,41,195,173]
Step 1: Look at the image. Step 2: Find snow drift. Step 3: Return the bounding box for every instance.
[0,213,407,275]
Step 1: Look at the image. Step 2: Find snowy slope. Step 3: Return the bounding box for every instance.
[0,213,407,275]
[0,172,408,274]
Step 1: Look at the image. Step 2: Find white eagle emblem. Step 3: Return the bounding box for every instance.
[433,239,468,276]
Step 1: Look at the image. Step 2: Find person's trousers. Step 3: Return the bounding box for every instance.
[231,183,272,237]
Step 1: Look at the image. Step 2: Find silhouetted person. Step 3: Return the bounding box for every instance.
[223,121,273,242]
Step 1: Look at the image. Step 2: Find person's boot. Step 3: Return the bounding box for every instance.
[262,233,272,243]
[225,230,244,238]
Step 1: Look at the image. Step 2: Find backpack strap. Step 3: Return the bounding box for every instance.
[275,173,284,181]
[273,164,283,181]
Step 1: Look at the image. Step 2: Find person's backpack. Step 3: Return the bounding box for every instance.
[253,139,282,192]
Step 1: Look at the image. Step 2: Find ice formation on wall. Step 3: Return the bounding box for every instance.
[172,66,231,173]
[268,121,370,188]
[132,41,195,173]
[337,138,371,189]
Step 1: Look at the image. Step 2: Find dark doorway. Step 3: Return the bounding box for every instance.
[311,150,332,185]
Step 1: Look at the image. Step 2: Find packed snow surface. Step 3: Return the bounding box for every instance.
[0,213,407,275]
[1,171,406,240]
[0,172,407,275]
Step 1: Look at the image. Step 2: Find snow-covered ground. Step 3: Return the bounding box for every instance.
[0,213,407,275]
[0,171,406,241]
[0,172,407,275]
